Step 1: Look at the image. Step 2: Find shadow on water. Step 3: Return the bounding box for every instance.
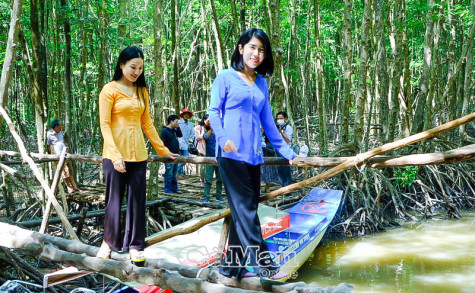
[291,211,475,293]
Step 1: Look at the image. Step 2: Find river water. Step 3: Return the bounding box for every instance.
[292,211,475,293]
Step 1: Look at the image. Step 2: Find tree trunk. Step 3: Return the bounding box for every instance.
[388,0,403,142]
[39,0,48,115]
[341,0,353,144]
[460,0,474,140]
[208,0,227,71]
[268,0,285,111]
[447,0,457,124]
[412,0,435,133]
[171,0,180,113]
[97,0,107,102]
[240,0,246,33]
[118,0,128,44]
[423,1,444,131]
[0,0,25,131]
[401,0,412,136]
[96,0,107,165]
[374,0,389,142]
[60,0,72,134]
[230,0,241,40]
[314,0,328,154]
[355,0,372,149]
[30,0,47,153]
[149,0,165,196]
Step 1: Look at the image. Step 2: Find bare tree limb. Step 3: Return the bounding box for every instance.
[1,145,474,168]
[0,222,352,293]
[0,0,25,131]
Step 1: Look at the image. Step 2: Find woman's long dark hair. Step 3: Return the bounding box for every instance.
[200,114,210,131]
[231,28,274,78]
[112,46,147,105]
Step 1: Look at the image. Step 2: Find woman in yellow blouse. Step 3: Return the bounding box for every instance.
[97,46,177,264]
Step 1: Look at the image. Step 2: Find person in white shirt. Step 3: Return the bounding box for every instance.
[276,111,293,195]
[177,108,195,176]
[46,119,79,193]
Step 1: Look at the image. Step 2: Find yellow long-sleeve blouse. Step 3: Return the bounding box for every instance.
[99,81,169,163]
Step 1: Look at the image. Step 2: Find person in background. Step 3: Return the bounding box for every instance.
[202,115,224,203]
[177,108,195,177]
[194,114,207,186]
[276,111,293,195]
[260,128,279,192]
[46,119,80,194]
[97,46,178,265]
[208,28,296,280]
[161,114,183,194]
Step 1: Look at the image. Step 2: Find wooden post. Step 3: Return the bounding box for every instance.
[39,147,68,233]
[76,206,88,237]
[216,215,232,265]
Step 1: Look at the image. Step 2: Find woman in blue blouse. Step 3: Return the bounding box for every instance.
[209,28,296,280]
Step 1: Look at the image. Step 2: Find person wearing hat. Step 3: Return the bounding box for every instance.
[177,108,195,176]
[46,119,80,194]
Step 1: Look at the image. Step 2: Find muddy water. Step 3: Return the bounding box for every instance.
[293,211,475,293]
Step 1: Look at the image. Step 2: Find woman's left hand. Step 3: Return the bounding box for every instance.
[166,152,179,159]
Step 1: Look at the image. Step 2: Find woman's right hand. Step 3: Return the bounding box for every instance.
[113,158,126,173]
[166,152,179,159]
[224,139,238,153]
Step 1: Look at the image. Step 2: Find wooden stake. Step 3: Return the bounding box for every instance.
[40,147,68,233]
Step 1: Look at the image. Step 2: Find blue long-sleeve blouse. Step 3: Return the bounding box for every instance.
[208,68,296,165]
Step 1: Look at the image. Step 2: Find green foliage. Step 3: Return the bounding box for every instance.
[394,167,419,187]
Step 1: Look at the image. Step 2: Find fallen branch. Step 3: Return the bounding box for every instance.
[145,209,231,247]
[1,144,474,168]
[366,144,475,168]
[0,161,25,179]
[0,222,352,293]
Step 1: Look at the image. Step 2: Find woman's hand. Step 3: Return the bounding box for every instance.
[166,152,179,159]
[224,139,238,153]
[289,156,300,165]
[113,158,126,173]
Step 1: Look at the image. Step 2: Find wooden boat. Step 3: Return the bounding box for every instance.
[132,188,342,292]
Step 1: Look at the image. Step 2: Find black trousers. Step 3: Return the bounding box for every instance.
[218,156,279,279]
[103,159,147,252]
[277,165,292,195]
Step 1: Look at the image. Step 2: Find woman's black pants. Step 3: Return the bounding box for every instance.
[217,156,279,279]
[103,159,147,252]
